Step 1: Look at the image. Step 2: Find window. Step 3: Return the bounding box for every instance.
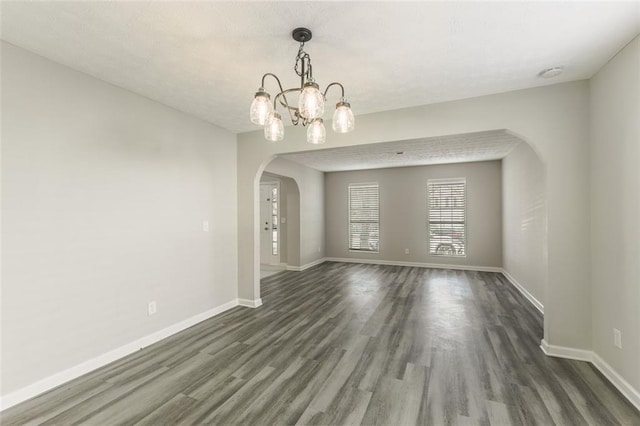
[348,183,379,252]
[427,178,466,256]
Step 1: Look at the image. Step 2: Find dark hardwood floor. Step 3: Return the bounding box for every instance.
[3,262,639,425]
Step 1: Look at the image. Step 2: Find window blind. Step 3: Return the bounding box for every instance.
[427,178,466,256]
[349,183,379,252]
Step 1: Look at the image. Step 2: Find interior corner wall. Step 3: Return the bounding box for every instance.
[0,43,238,397]
[502,143,547,307]
[264,157,324,267]
[325,161,502,268]
[589,35,640,393]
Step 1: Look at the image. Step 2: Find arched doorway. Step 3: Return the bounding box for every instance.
[238,84,592,353]
[248,130,548,337]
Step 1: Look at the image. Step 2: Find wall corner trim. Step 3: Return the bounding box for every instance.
[539,339,592,361]
[238,298,263,308]
[0,299,239,412]
[540,340,640,412]
[286,257,327,272]
[501,269,544,314]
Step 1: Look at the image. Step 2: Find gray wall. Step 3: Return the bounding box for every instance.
[325,161,502,268]
[590,35,640,392]
[502,143,547,307]
[1,43,238,396]
[265,157,324,267]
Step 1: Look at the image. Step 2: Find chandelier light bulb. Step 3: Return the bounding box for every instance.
[250,89,272,125]
[332,100,355,133]
[298,80,325,120]
[264,112,284,141]
[307,118,326,144]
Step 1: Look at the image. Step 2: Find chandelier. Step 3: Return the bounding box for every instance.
[249,28,355,144]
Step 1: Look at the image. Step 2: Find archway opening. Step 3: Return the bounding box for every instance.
[251,130,548,343]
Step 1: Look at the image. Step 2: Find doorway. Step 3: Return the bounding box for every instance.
[260,182,280,267]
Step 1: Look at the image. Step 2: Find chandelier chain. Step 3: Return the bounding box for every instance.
[294,42,311,79]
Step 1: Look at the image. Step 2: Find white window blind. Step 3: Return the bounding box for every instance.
[349,183,379,252]
[427,178,466,256]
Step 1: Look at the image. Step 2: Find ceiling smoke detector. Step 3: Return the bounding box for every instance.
[539,67,564,79]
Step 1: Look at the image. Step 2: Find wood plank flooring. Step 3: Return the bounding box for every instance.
[3,262,639,425]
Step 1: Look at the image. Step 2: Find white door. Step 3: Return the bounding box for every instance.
[260,183,280,265]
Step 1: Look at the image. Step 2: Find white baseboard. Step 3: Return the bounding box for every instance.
[540,340,640,412]
[238,298,263,308]
[540,339,593,362]
[500,269,544,314]
[0,299,239,412]
[592,353,640,412]
[324,257,502,273]
[286,257,328,272]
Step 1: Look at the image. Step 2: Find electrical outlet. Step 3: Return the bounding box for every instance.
[613,328,622,349]
[202,220,209,232]
[405,248,410,254]
[148,301,157,316]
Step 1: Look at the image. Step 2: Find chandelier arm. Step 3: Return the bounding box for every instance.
[322,82,345,100]
[277,88,302,110]
[262,73,300,124]
[261,73,285,94]
[274,91,300,126]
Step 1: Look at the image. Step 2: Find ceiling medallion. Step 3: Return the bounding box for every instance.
[249,27,355,144]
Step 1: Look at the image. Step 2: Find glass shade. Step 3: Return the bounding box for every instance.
[332,101,355,133]
[298,80,324,120]
[264,112,284,141]
[250,89,272,125]
[307,118,326,144]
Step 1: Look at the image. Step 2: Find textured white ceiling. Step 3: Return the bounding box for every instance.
[1,2,639,134]
[279,130,521,172]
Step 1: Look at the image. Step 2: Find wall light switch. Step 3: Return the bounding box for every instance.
[148,301,157,316]
[405,248,410,254]
[614,328,622,348]
[281,217,286,224]
[203,220,209,232]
